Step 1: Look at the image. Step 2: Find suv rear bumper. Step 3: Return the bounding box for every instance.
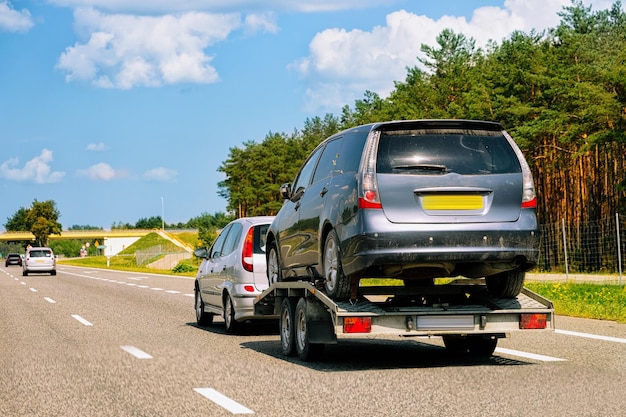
[339,210,539,279]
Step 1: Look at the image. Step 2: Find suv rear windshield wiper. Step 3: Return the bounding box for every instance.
[391,164,448,173]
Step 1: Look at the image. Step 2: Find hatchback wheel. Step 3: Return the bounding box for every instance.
[195,289,213,326]
[223,294,240,334]
[323,231,350,301]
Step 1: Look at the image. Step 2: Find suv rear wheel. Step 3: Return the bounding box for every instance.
[323,231,350,300]
[486,270,525,298]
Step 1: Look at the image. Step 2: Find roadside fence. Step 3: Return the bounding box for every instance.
[538,213,624,284]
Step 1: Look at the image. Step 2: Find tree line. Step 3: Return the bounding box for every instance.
[218,1,626,225]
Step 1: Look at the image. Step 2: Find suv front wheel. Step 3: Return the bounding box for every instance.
[323,231,351,300]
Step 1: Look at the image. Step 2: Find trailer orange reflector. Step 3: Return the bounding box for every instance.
[343,317,372,333]
[520,313,547,329]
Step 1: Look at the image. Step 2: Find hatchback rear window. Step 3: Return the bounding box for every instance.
[376,129,521,175]
[254,224,270,254]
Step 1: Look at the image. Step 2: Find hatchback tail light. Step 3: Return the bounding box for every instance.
[242,227,254,272]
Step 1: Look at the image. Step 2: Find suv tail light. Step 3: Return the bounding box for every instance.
[242,227,254,272]
[359,130,383,209]
[504,131,537,209]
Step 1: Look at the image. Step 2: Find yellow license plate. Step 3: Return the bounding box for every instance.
[422,194,483,210]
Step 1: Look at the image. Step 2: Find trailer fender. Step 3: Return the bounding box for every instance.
[304,297,337,344]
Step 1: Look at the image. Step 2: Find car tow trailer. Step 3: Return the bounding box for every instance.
[253,280,554,361]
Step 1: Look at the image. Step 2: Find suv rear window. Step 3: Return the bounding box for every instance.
[29,250,52,257]
[376,129,521,175]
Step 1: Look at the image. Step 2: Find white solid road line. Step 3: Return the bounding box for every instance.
[495,347,566,362]
[120,346,153,359]
[71,314,93,326]
[556,329,626,344]
[194,388,254,415]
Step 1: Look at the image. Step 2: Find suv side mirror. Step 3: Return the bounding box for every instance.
[279,183,292,200]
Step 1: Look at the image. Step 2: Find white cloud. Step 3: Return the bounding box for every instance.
[0,0,34,32]
[0,149,65,184]
[56,7,249,89]
[86,142,106,151]
[143,167,178,182]
[46,0,389,14]
[290,0,613,111]
[78,162,126,180]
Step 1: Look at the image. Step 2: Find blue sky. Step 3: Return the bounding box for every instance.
[0,0,619,230]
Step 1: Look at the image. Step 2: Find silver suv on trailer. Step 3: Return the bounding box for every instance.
[266,119,539,300]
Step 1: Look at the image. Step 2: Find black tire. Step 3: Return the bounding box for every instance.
[223,294,240,334]
[323,231,350,301]
[22,270,28,276]
[486,270,525,298]
[195,288,214,326]
[51,270,56,276]
[294,298,324,361]
[279,298,296,356]
[267,241,282,285]
[443,335,497,357]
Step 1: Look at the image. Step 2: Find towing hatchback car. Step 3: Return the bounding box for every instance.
[194,216,274,333]
[23,247,56,275]
[266,119,539,300]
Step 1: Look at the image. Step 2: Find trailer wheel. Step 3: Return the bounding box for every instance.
[443,335,497,357]
[486,270,525,298]
[195,288,214,327]
[295,298,324,361]
[323,231,350,301]
[267,241,282,285]
[279,298,296,356]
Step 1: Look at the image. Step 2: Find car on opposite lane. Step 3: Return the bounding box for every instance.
[5,253,23,267]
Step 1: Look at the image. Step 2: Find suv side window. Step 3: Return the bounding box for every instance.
[312,137,343,184]
[336,132,368,174]
[221,223,243,257]
[292,146,323,198]
[210,224,232,258]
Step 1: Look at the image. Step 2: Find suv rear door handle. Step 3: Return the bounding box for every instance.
[320,187,328,197]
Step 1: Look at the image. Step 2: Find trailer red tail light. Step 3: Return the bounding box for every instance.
[343,317,372,333]
[520,313,547,329]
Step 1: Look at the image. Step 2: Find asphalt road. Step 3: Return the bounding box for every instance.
[1,265,625,417]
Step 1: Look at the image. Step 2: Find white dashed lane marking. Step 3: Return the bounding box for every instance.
[194,388,254,415]
[44,297,56,304]
[121,346,153,359]
[495,347,566,362]
[72,314,93,326]
[556,329,626,344]
[29,288,37,292]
